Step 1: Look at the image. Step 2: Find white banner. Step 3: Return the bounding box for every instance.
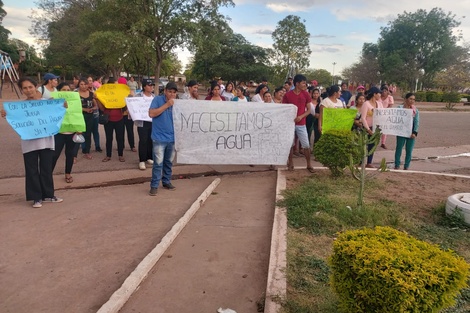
[125,97,153,122]
[373,108,413,137]
[173,100,297,165]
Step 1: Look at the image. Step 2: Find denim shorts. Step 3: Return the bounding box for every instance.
[295,125,310,149]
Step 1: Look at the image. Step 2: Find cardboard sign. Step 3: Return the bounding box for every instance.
[51,91,86,133]
[125,97,153,122]
[322,108,356,133]
[95,84,130,109]
[373,108,413,137]
[4,99,66,140]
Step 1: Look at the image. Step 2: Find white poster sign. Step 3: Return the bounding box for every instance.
[125,97,153,122]
[373,108,413,137]
[173,100,297,165]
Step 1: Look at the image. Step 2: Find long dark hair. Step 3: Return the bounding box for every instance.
[18,77,38,89]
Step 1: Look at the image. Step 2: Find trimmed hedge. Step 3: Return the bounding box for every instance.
[329,226,470,313]
[412,91,463,103]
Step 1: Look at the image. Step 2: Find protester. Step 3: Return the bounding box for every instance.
[360,86,383,168]
[282,74,314,173]
[340,82,352,105]
[394,93,420,170]
[205,82,226,101]
[351,92,365,130]
[273,86,285,104]
[318,85,344,134]
[52,82,80,183]
[85,75,102,153]
[232,86,249,102]
[38,73,59,99]
[263,92,273,103]
[348,85,365,108]
[127,76,138,96]
[380,85,394,149]
[135,79,155,170]
[148,82,178,195]
[1,78,64,208]
[77,77,97,160]
[217,77,225,94]
[308,87,321,146]
[119,77,136,152]
[251,84,268,102]
[98,77,126,162]
[222,81,235,100]
[181,80,199,100]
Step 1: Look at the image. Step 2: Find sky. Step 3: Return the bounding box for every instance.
[2,0,470,76]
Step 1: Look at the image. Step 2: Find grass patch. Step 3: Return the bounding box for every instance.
[281,172,470,313]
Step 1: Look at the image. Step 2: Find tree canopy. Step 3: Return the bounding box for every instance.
[272,15,311,81]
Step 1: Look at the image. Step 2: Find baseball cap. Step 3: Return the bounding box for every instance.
[165,82,178,91]
[187,80,198,87]
[44,73,59,81]
[142,79,155,87]
[356,85,365,91]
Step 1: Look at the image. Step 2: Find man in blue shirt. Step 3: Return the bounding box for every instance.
[148,82,178,195]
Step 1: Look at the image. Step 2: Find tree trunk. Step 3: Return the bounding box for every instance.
[154,46,163,80]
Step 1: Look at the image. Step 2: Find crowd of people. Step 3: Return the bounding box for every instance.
[1,73,420,207]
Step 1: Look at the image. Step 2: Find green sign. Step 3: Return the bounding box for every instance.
[51,91,86,133]
[322,108,356,133]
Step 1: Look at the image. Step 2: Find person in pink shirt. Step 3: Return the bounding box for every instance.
[360,86,383,168]
[379,85,394,149]
[282,74,314,173]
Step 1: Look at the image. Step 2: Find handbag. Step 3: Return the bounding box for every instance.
[98,111,109,124]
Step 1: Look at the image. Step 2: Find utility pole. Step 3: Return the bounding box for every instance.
[332,62,337,85]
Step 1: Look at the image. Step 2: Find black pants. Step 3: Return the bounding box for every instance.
[23,149,55,201]
[313,118,321,144]
[138,121,153,162]
[104,119,125,157]
[123,115,135,149]
[306,114,314,145]
[82,112,94,154]
[52,133,77,174]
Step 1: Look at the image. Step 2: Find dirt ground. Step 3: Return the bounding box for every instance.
[285,169,470,219]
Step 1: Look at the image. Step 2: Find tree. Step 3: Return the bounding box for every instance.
[341,43,380,86]
[0,0,10,42]
[433,45,470,91]
[190,29,271,82]
[303,69,332,87]
[272,15,311,80]
[378,8,461,90]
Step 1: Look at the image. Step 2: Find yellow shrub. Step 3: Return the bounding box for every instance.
[329,226,469,313]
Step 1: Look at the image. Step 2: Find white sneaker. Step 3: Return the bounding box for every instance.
[139,162,146,170]
[43,196,63,203]
[32,200,42,208]
[146,159,154,165]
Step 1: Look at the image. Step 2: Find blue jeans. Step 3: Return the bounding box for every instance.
[150,141,175,188]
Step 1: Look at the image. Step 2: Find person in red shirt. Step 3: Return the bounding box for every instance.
[282,74,315,173]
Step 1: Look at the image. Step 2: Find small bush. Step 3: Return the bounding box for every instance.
[443,92,462,109]
[426,91,444,102]
[415,91,427,102]
[315,130,360,177]
[330,226,470,313]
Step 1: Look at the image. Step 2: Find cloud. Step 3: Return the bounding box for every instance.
[311,34,336,39]
[311,43,344,53]
[266,3,308,13]
[254,29,273,35]
[3,6,38,47]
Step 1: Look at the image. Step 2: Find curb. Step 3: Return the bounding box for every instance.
[96,178,221,313]
[264,169,288,312]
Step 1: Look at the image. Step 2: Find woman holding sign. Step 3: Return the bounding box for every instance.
[360,86,383,168]
[1,78,63,208]
[394,93,420,170]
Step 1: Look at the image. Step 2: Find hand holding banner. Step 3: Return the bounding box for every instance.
[51,91,86,133]
[125,97,153,122]
[322,108,356,133]
[4,99,66,140]
[95,84,129,109]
